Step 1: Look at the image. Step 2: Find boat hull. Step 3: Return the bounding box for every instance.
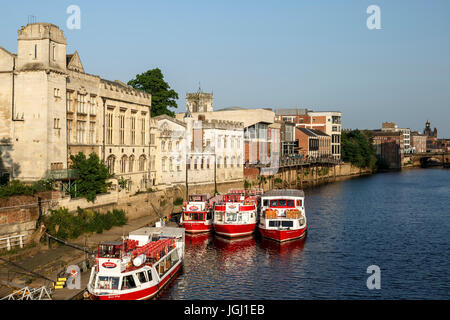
[259,225,307,242]
[182,221,212,234]
[89,262,182,300]
[213,223,256,238]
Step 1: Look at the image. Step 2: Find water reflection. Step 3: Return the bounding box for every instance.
[160,169,450,299]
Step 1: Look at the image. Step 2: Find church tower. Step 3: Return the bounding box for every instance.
[186,86,213,113]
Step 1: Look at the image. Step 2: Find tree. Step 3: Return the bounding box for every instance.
[341,130,377,169]
[128,68,179,117]
[69,152,112,202]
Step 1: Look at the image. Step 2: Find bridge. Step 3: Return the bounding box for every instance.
[406,152,450,168]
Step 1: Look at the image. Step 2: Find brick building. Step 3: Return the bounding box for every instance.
[372,131,404,169]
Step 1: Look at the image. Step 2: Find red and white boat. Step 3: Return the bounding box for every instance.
[259,189,307,242]
[87,227,184,300]
[181,194,213,234]
[212,189,262,238]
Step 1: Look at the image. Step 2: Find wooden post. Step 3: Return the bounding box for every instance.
[7,237,11,251]
[19,235,23,248]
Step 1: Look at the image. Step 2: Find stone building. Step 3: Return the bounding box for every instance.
[186,87,213,113]
[0,23,157,193]
[381,122,411,154]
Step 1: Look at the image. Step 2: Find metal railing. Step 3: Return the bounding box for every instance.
[0,234,24,251]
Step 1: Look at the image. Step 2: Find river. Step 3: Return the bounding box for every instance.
[160,168,450,299]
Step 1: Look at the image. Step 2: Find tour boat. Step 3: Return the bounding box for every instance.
[181,194,213,234]
[87,227,185,300]
[258,189,307,242]
[212,189,262,238]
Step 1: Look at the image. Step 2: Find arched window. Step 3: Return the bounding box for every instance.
[139,155,146,171]
[224,157,228,168]
[107,155,115,175]
[120,155,128,173]
[169,158,173,171]
[162,157,166,172]
[237,156,241,167]
[231,156,235,168]
[161,140,165,151]
[129,155,135,173]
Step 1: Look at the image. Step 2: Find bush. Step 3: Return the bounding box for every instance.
[173,197,183,206]
[0,179,54,199]
[43,207,128,240]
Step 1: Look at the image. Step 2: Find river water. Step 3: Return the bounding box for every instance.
[160,168,450,300]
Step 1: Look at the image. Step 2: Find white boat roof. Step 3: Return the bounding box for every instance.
[129,227,185,238]
[262,189,305,198]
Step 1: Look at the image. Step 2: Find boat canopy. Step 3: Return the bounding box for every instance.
[262,189,305,198]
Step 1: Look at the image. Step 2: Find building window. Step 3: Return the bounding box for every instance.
[89,96,96,115]
[131,115,136,145]
[54,88,60,98]
[54,118,60,129]
[89,122,95,144]
[169,158,173,172]
[67,120,72,143]
[150,134,155,146]
[34,44,37,59]
[77,94,86,114]
[106,112,113,144]
[129,155,135,173]
[161,157,166,172]
[120,155,128,173]
[76,121,86,144]
[141,118,146,145]
[52,45,56,61]
[139,155,146,171]
[161,140,166,151]
[119,114,125,145]
[107,155,115,175]
[66,91,73,112]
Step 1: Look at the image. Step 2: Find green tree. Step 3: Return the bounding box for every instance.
[341,130,377,169]
[128,68,179,117]
[69,152,112,202]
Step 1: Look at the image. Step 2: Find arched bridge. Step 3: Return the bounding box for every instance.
[407,152,450,168]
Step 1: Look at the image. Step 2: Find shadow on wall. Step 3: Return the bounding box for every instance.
[0,137,20,184]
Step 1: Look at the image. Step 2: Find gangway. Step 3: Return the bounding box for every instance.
[0,286,52,300]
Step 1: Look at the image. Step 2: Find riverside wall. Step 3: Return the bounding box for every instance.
[244,162,373,192]
[0,180,244,243]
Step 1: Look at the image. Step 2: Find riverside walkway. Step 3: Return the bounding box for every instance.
[0,213,179,300]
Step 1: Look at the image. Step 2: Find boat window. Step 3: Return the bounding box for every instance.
[296,200,302,207]
[98,244,121,258]
[286,200,295,207]
[158,258,170,277]
[263,200,269,207]
[226,213,237,222]
[269,200,277,207]
[137,271,148,283]
[96,276,119,290]
[147,270,153,282]
[215,212,223,222]
[281,221,294,228]
[278,200,286,207]
[207,211,212,220]
[170,250,179,266]
[184,212,191,220]
[121,275,137,290]
[269,220,280,227]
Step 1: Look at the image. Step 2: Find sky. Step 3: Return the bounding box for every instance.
[1,0,449,137]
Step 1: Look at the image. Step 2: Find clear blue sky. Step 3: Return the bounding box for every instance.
[1,0,449,137]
